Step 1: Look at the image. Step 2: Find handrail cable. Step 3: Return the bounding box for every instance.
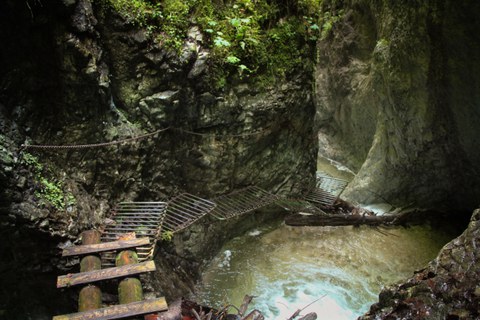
[21,126,271,150]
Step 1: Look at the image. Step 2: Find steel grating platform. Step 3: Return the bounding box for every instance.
[316,173,349,198]
[210,186,279,220]
[277,173,349,213]
[302,188,338,207]
[300,172,349,208]
[162,193,216,233]
[101,202,167,267]
[275,198,327,215]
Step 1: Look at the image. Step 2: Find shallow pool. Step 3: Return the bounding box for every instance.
[194,221,453,319]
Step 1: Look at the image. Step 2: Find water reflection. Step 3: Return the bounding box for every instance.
[194,222,453,319]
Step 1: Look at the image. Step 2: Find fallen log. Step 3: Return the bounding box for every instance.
[285,213,401,227]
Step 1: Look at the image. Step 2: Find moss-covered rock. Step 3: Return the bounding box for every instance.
[360,209,480,319]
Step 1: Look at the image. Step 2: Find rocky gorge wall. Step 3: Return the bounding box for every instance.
[315,0,480,212]
[2,0,479,318]
[314,1,480,318]
[0,0,317,245]
[0,0,316,316]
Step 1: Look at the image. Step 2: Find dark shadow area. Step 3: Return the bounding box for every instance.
[0,226,74,319]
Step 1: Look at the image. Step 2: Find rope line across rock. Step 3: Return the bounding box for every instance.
[20,126,270,150]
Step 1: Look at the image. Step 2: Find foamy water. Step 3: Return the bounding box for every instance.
[194,222,453,319]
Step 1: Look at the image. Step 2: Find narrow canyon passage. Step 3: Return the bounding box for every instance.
[193,158,462,319]
[1,0,479,319]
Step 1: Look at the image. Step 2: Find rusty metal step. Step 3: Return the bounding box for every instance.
[210,186,278,220]
[101,202,167,267]
[162,193,216,233]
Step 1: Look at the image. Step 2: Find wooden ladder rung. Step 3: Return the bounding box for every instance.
[52,297,168,320]
[57,261,156,288]
[62,238,150,257]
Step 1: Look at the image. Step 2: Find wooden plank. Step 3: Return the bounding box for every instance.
[52,297,168,320]
[62,238,150,257]
[57,261,156,288]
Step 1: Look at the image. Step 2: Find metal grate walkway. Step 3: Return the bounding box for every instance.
[275,198,327,215]
[316,173,349,198]
[162,193,216,233]
[301,173,349,208]
[97,172,348,257]
[209,186,278,220]
[302,188,339,207]
[101,202,167,267]
[276,172,349,214]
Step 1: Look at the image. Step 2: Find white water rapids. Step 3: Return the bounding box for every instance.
[194,222,453,319]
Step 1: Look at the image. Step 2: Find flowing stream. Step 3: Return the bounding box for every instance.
[193,156,455,319]
[194,222,454,319]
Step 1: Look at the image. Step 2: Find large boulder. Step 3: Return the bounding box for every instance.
[360,208,480,319]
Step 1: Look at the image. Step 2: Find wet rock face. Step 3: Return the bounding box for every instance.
[0,0,317,308]
[315,0,480,211]
[360,209,480,320]
[0,0,316,238]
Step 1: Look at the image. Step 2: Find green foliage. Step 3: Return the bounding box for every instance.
[376,38,389,47]
[21,152,76,211]
[161,230,174,242]
[21,152,43,172]
[214,36,231,48]
[35,178,76,211]
[226,55,240,64]
[319,9,344,40]
[264,18,308,78]
[159,0,197,49]
[101,0,327,86]
[200,0,270,76]
[298,0,324,15]
[102,0,163,27]
[198,1,324,84]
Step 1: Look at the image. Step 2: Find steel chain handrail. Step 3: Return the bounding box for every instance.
[21,126,271,150]
[174,127,271,138]
[21,127,171,150]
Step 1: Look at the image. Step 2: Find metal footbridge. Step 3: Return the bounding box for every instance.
[55,172,347,319]
[59,172,348,268]
[99,173,348,264]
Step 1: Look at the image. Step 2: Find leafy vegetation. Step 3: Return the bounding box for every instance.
[161,230,174,242]
[319,9,344,40]
[21,152,76,211]
[99,0,344,87]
